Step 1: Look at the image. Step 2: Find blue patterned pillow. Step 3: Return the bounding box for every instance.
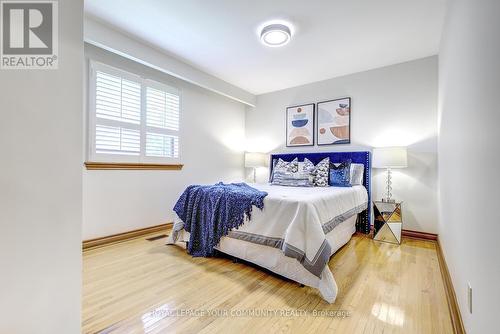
[329,160,352,187]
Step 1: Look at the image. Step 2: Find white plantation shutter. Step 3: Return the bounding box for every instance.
[146,87,180,131]
[89,62,181,163]
[95,71,141,124]
[145,81,180,159]
[146,133,179,158]
[95,125,140,155]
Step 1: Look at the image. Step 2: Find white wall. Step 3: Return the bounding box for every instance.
[84,17,256,107]
[83,44,246,240]
[246,57,439,233]
[0,1,83,333]
[438,0,500,332]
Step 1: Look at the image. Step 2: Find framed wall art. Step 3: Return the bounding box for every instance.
[316,97,351,145]
[286,103,315,147]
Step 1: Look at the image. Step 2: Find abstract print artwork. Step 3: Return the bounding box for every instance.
[317,97,351,145]
[286,103,314,147]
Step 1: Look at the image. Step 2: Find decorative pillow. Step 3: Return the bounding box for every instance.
[270,158,298,182]
[329,160,352,187]
[299,158,315,174]
[350,163,365,185]
[331,162,364,185]
[271,158,314,187]
[269,158,278,182]
[307,157,330,187]
[277,158,298,173]
[272,170,314,187]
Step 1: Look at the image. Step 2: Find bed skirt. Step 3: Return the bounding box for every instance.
[166,214,357,303]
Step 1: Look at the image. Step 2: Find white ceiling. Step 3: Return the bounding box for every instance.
[85,0,447,95]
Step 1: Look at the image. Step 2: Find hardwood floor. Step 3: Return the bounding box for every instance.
[83,232,453,333]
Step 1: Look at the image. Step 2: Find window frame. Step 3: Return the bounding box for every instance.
[88,60,182,164]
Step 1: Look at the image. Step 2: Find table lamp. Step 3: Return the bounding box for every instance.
[372,147,407,202]
[245,152,268,183]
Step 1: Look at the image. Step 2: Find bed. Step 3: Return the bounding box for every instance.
[167,151,371,303]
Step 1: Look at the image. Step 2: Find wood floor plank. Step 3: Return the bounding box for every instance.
[83,232,454,334]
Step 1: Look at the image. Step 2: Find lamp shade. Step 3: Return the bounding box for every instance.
[245,152,268,168]
[372,147,408,168]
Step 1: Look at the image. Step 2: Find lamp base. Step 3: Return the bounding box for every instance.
[384,168,395,203]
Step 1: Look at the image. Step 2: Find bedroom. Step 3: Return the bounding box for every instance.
[0,0,498,333]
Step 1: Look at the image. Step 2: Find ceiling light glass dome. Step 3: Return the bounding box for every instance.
[260,23,291,47]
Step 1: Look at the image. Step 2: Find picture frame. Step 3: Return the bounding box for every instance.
[316,97,351,145]
[286,103,315,147]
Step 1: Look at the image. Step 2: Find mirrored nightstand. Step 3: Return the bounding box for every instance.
[373,201,403,244]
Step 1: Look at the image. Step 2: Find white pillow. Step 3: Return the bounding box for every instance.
[350,163,365,185]
[333,163,364,185]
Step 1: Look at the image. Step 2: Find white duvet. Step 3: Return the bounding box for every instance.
[167,183,368,302]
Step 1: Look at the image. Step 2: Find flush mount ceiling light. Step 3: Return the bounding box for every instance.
[260,23,292,47]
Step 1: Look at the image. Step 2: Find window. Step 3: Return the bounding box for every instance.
[88,61,181,164]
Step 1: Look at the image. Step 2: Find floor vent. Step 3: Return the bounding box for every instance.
[146,234,168,241]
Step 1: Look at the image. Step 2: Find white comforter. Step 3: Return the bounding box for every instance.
[167,183,368,302]
[226,184,368,276]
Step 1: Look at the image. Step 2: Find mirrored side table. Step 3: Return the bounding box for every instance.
[373,201,403,244]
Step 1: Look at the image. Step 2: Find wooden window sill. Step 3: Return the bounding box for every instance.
[84,162,183,170]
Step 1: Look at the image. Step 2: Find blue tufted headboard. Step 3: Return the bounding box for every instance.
[269,151,371,234]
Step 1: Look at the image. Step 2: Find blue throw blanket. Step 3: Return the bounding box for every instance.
[173,182,268,257]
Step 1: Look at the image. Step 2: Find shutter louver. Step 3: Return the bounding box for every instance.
[95,71,141,124]
[146,133,179,158]
[146,87,180,131]
[96,125,140,155]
